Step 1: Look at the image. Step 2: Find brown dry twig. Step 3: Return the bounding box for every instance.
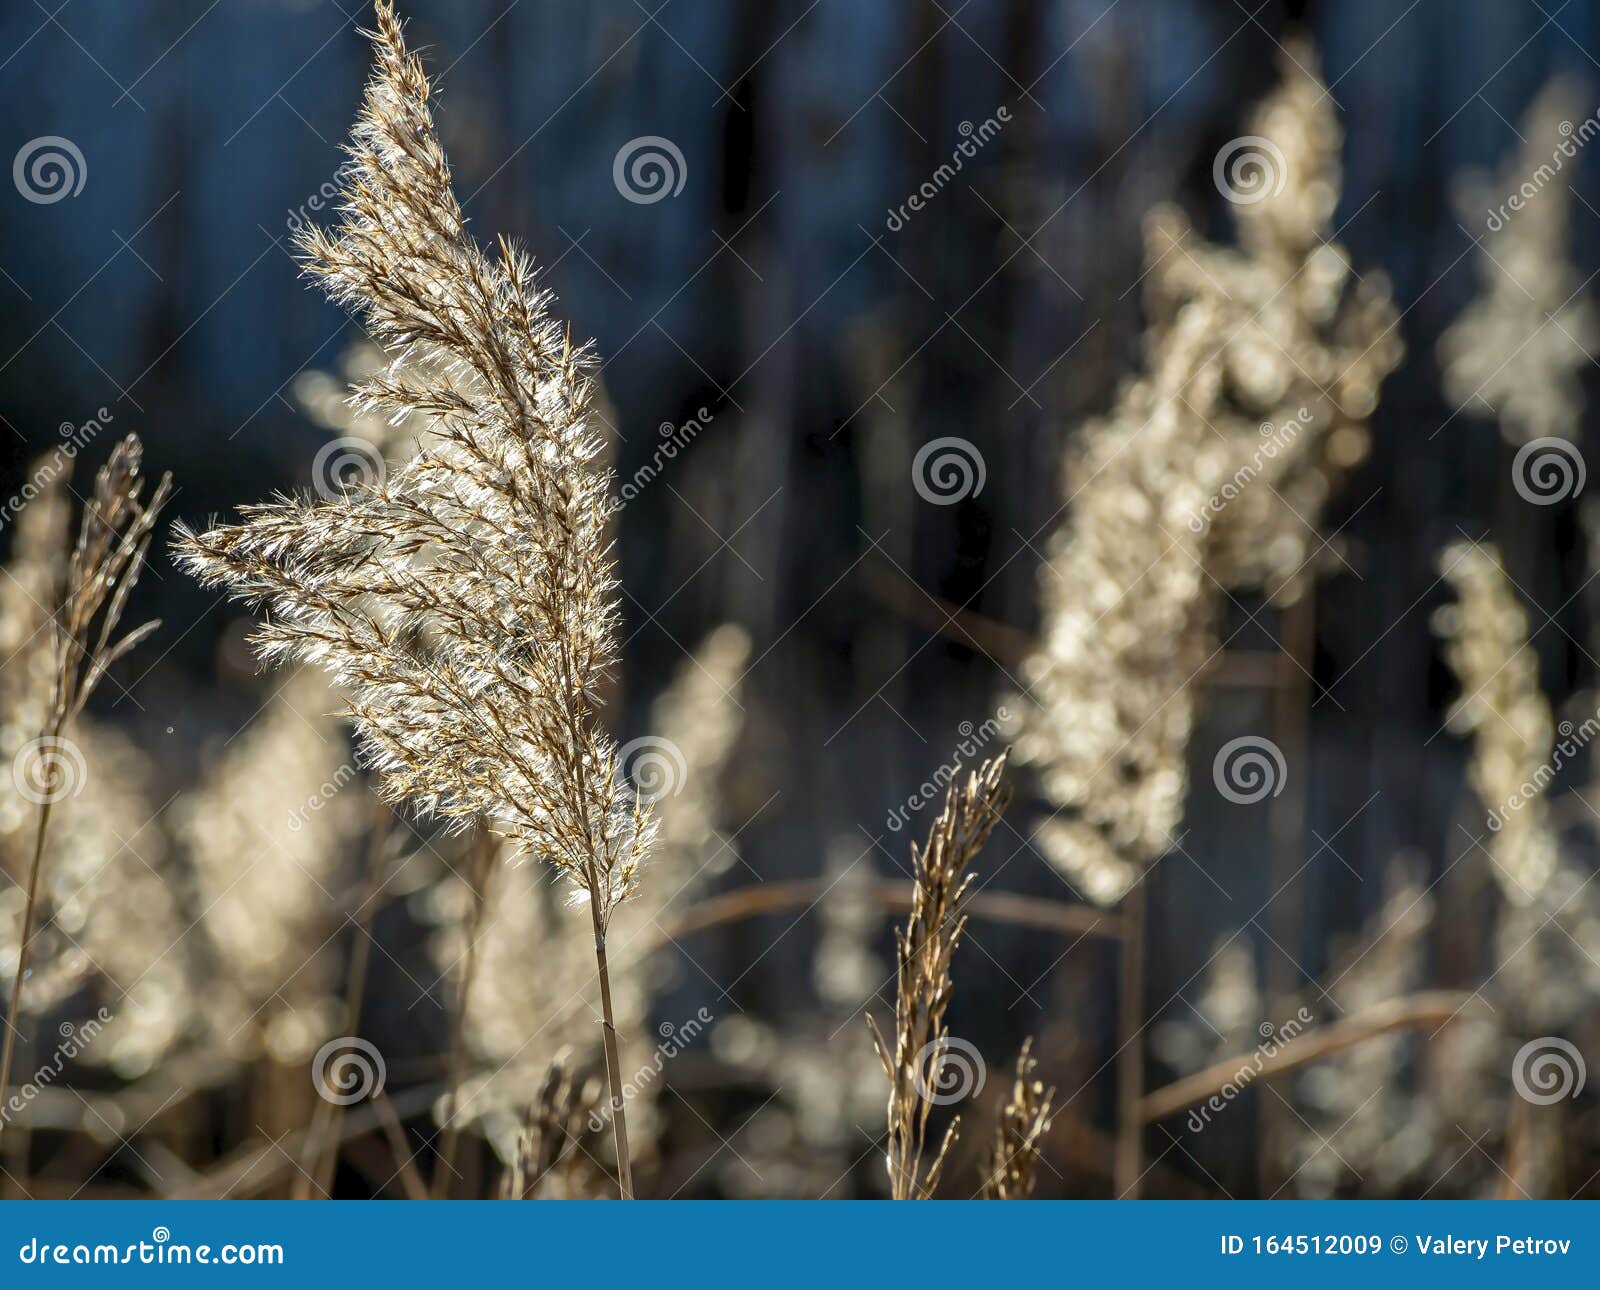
[1137,991,1482,1124]
[656,878,1117,948]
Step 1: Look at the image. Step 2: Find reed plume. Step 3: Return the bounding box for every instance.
[432,625,748,1157]
[1439,79,1599,444]
[1435,541,1558,903]
[175,0,654,1194]
[1150,937,1261,1075]
[1007,41,1400,905]
[868,753,1010,1199]
[293,341,415,459]
[1006,301,1227,904]
[0,434,169,1149]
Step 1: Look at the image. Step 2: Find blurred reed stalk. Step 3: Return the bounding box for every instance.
[0,436,168,1174]
[1260,590,1316,1193]
[298,799,392,1199]
[432,828,495,1197]
[1113,880,1145,1197]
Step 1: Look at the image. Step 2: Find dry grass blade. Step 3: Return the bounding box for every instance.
[172,0,651,1196]
[980,1038,1055,1199]
[868,752,1010,1200]
[0,434,169,1154]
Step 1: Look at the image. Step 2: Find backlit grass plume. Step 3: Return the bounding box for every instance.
[869,753,1010,1199]
[174,0,652,1196]
[431,625,749,1158]
[1007,42,1400,905]
[1434,541,1558,903]
[1439,79,1599,444]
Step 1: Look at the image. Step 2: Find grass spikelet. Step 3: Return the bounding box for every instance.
[980,1038,1055,1199]
[868,752,1010,1200]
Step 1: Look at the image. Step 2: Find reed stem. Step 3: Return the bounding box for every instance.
[586,873,634,1200]
[432,830,494,1198]
[1113,879,1146,1198]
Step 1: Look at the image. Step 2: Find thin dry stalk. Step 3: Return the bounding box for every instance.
[1137,990,1481,1124]
[0,435,168,1162]
[868,753,1011,1200]
[1113,879,1146,1197]
[980,1038,1056,1199]
[372,1091,429,1201]
[299,798,392,1198]
[433,827,494,1197]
